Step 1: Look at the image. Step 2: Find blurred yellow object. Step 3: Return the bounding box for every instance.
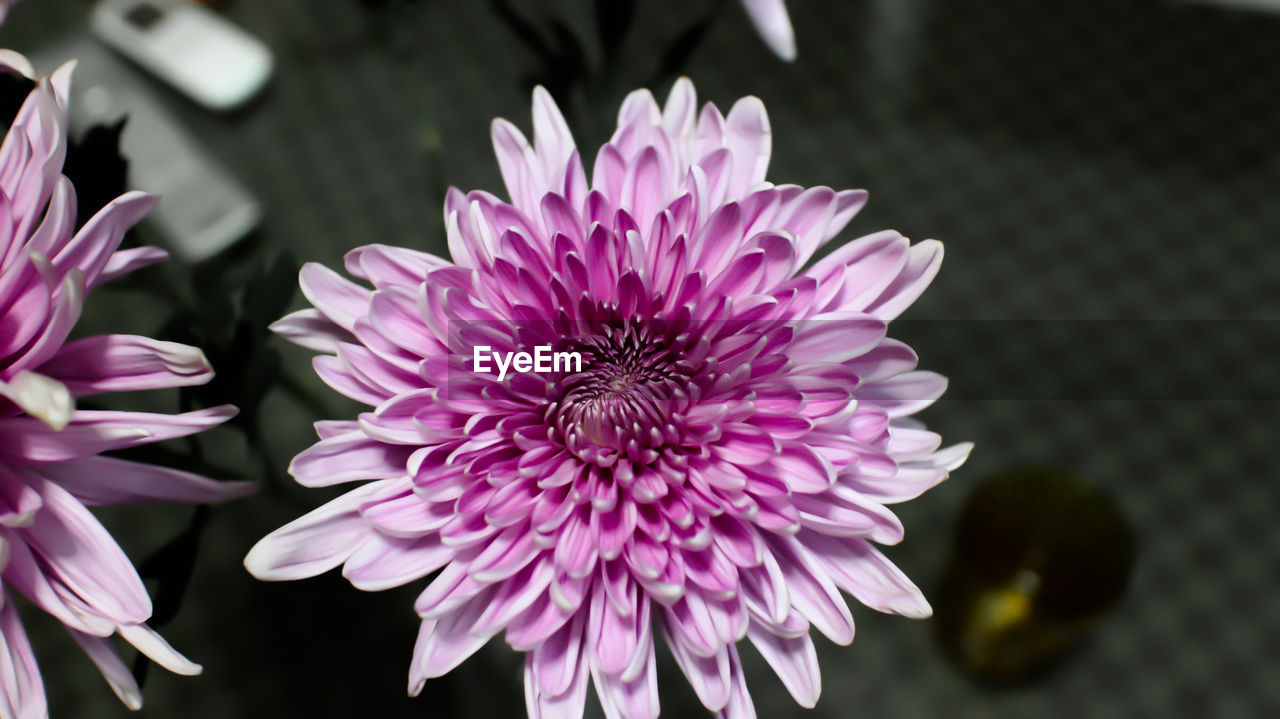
[935,468,1135,684]
[972,569,1037,634]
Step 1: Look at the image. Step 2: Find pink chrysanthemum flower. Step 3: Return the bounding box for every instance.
[248,79,970,718]
[1,54,251,715]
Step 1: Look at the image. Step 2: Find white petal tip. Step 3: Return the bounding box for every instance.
[918,238,944,254]
[1,371,74,430]
[885,596,932,619]
[108,683,144,711]
[117,623,203,676]
[0,50,38,79]
[190,404,239,427]
[242,545,281,580]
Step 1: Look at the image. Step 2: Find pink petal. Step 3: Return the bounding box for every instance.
[38,334,213,395]
[506,590,579,650]
[344,243,447,288]
[714,645,757,719]
[723,96,771,198]
[0,406,236,464]
[800,532,932,618]
[1,539,116,636]
[590,644,660,719]
[662,614,731,711]
[530,607,586,696]
[18,478,151,623]
[288,431,412,487]
[524,620,590,718]
[691,202,744,279]
[845,338,918,383]
[369,287,446,359]
[808,230,909,315]
[694,100,727,167]
[532,86,576,181]
[50,191,157,285]
[0,265,52,361]
[788,312,886,365]
[0,464,43,526]
[821,189,869,242]
[614,89,662,148]
[67,628,142,710]
[35,455,254,506]
[621,146,667,229]
[768,444,834,493]
[24,175,76,260]
[336,343,419,399]
[413,559,488,618]
[491,118,541,214]
[471,559,556,635]
[299,262,371,332]
[767,535,855,645]
[554,510,599,579]
[6,264,84,375]
[0,595,46,719]
[116,622,201,676]
[864,239,943,321]
[270,309,356,353]
[360,491,453,539]
[857,370,948,417]
[588,577,642,675]
[408,593,499,687]
[592,145,628,206]
[844,443,971,504]
[313,354,386,406]
[243,481,384,580]
[96,246,168,285]
[662,78,698,152]
[778,186,836,265]
[342,533,453,591]
[467,523,542,583]
[745,622,821,707]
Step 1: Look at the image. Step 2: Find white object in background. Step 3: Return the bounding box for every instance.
[1184,0,1280,12]
[91,0,273,111]
[36,38,261,261]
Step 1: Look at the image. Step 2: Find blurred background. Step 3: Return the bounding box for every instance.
[2,0,1278,716]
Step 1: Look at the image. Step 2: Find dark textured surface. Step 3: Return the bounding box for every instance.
[3,0,1278,717]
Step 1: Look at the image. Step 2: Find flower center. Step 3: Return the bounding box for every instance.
[548,323,689,463]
